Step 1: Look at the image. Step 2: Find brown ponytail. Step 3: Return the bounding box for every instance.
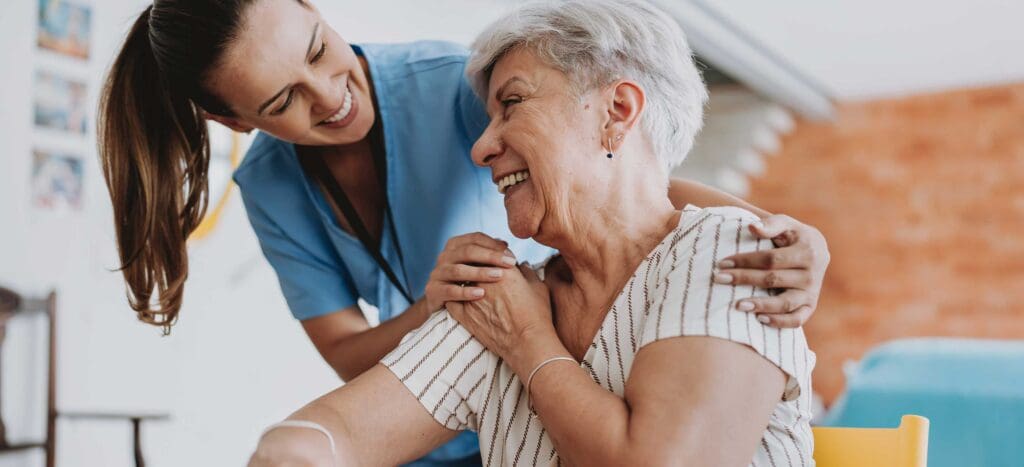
[98,1,256,333]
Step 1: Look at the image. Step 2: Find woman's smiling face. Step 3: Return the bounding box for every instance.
[204,0,376,146]
[471,48,609,240]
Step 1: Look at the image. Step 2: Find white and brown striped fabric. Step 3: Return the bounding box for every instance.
[383,206,815,466]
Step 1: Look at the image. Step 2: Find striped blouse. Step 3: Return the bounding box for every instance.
[383,206,816,466]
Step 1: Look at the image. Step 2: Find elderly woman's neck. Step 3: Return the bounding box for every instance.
[546,181,679,297]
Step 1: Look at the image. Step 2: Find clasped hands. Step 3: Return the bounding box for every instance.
[423,215,830,360]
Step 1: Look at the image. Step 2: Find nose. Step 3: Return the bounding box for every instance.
[471,119,503,167]
[307,72,342,116]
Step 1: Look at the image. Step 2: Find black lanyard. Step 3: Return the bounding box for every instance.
[299,119,415,305]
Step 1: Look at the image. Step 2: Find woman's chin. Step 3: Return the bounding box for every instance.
[506,206,544,239]
[507,220,535,239]
[504,184,541,239]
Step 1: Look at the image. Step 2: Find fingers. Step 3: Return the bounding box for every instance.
[714,268,813,290]
[748,214,797,239]
[434,263,507,284]
[426,282,486,306]
[440,243,517,269]
[769,230,799,248]
[426,261,504,310]
[444,232,508,252]
[735,290,814,314]
[718,245,811,270]
[748,215,801,248]
[756,305,813,328]
[719,216,824,330]
[442,233,514,267]
[734,290,815,328]
[427,233,517,311]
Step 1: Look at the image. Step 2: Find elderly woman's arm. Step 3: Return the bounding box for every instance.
[248,365,457,466]
[509,332,786,466]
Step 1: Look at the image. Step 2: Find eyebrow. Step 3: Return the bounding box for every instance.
[257,22,320,115]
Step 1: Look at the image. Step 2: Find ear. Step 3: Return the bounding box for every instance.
[204,112,255,134]
[603,80,645,152]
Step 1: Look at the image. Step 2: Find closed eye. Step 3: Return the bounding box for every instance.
[270,41,325,116]
[500,96,523,119]
[271,90,295,115]
[311,41,326,64]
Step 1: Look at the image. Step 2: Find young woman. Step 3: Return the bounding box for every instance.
[98,1,830,465]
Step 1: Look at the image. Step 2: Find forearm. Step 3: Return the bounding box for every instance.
[508,335,646,466]
[251,364,454,466]
[250,396,355,467]
[668,177,770,218]
[326,300,432,381]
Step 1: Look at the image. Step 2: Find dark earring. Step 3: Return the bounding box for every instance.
[606,135,623,159]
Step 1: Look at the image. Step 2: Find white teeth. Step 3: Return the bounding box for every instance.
[322,81,353,124]
[497,170,530,194]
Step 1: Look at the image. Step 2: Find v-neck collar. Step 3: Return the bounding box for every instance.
[536,211,694,367]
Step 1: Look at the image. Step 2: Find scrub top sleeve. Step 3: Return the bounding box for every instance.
[239,190,359,321]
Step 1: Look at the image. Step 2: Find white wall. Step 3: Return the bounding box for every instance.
[702,0,1024,100]
[0,1,510,466]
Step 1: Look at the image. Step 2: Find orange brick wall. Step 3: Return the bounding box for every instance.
[748,83,1024,404]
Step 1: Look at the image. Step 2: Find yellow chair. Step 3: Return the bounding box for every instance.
[812,415,929,467]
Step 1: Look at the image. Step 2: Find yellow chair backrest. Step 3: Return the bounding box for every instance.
[812,415,929,467]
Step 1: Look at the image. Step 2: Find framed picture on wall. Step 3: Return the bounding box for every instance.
[33,70,88,135]
[31,149,83,212]
[37,0,92,60]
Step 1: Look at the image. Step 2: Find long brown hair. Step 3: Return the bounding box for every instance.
[98,1,259,333]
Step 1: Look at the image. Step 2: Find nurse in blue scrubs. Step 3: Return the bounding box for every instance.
[98,1,830,466]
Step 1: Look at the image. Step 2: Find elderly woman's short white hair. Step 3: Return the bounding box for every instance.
[467,0,708,172]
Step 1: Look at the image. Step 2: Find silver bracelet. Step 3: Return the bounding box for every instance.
[259,420,338,467]
[525,356,576,412]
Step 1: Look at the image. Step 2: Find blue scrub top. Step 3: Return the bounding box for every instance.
[233,41,554,466]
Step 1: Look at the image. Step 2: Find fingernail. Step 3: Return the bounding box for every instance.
[718,259,735,269]
[713,273,733,284]
[502,256,517,266]
[757,315,770,324]
[472,288,485,297]
[737,301,755,311]
[488,269,503,278]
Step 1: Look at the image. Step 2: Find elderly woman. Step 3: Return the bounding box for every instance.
[250,1,814,466]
